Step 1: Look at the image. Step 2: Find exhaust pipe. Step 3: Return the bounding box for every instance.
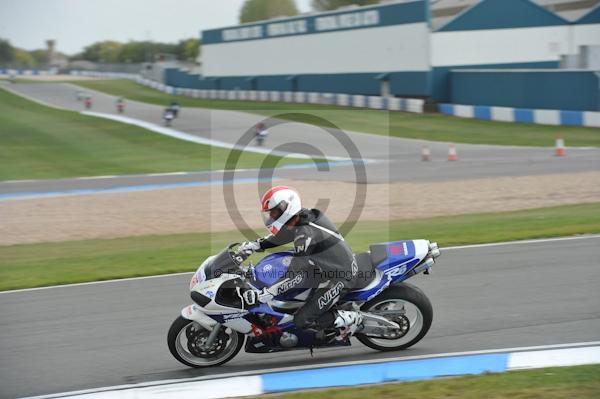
[428,241,441,258]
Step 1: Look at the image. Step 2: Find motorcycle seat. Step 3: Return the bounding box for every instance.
[369,244,389,267]
[352,252,376,290]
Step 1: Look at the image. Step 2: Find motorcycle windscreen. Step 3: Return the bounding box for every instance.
[203,247,239,279]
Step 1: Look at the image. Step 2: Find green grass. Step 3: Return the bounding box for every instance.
[267,364,600,399]
[0,87,306,181]
[1,202,599,291]
[73,79,600,147]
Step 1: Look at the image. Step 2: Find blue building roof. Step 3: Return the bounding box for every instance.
[437,0,568,32]
[576,3,600,24]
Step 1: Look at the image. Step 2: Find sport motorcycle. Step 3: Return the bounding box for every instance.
[167,240,441,367]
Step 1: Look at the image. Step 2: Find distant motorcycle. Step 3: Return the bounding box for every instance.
[116,98,125,114]
[254,123,268,146]
[163,109,174,126]
[168,240,440,368]
[84,97,92,110]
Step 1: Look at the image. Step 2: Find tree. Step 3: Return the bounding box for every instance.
[29,49,48,65]
[14,49,35,67]
[79,41,122,63]
[311,0,380,11]
[0,38,15,64]
[118,41,148,63]
[175,38,200,62]
[239,0,299,23]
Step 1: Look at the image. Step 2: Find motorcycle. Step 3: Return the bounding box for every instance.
[168,240,441,368]
[163,109,174,126]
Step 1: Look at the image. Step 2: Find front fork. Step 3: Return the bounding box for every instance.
[181,305,225,348]
[181,304,217,331]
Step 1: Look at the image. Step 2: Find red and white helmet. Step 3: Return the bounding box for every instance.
[260,186,302,235]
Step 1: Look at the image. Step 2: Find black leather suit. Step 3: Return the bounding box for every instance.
[257,208,358,329]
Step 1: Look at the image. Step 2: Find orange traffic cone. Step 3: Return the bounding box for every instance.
[555,136,566,157]
[448,144,458,161]
[421,145,431,161]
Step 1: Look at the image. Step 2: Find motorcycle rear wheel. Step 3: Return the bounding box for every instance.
[167,316,244,368]
[356,283,433,351]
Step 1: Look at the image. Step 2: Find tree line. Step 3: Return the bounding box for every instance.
[0,38,200,67]
[74,38,200,63]
[0,39,52,67]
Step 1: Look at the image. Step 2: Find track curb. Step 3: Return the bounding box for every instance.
[22,342,600,399]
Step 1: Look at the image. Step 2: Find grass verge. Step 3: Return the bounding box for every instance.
[266,364,600,399]
[1,202,599,291]
[73,79,600,148]
[0,87,305,181]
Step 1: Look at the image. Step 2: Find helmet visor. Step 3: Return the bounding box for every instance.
[262,201,288,230]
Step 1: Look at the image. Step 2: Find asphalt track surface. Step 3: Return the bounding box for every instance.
[1,82,599,197]
[1,236,599,398]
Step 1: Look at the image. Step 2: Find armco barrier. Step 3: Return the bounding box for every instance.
[26,343,600,399]
[440,103,600,128]
[69,70,425,113]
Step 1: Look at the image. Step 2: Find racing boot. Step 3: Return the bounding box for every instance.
[333,310,363,341]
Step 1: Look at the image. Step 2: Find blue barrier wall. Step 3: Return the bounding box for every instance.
[450,70,600,111]
[165,69,431,97]
[431,61,559,102]
[296,73,380,95]
[165,69,217,89]
[220,77,253,90]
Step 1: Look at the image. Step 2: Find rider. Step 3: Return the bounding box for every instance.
[169,100,180,118]
[116,97,125,112]
[254,122,268,146]
[238,186,363,340]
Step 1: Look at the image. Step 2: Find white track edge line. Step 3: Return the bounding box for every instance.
[21,341,600,399]
[441,234,600,251]
[0,272,194,295]
[2,234,599,295]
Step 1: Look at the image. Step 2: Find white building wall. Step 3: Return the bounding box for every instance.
[432,26,569,67]
[572,24,600,48]
[203,23,430,76]
[432,23,600,67]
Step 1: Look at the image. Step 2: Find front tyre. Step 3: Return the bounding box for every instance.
[356,283,433,351]
[167,316,244,368]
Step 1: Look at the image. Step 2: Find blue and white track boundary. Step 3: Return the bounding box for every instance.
[439,103,600,128]
[22,341,600,399]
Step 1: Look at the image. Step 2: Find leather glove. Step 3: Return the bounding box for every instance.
[238,241,261,257]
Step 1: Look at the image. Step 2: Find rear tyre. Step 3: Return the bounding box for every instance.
[356,283,433,351]
[167,316,244,368]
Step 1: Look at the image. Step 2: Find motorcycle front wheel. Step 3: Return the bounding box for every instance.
[167,316,245,368]
[356,282,433,351]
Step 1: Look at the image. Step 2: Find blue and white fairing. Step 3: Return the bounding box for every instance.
[251,252,307,301]
[250,240,432,303]
[343,240,432,302]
